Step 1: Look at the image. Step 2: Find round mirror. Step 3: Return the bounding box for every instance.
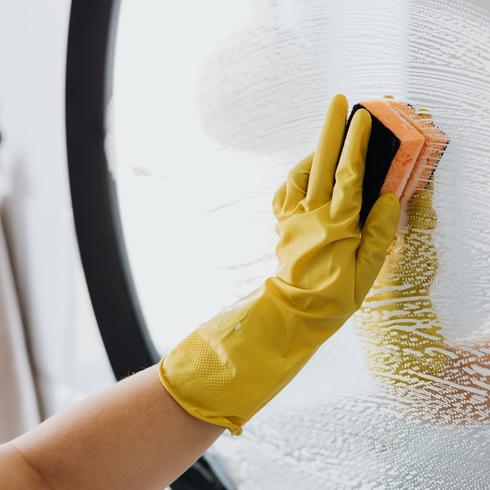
[71,0,490,487]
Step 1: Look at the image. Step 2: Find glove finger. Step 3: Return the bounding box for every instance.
[303,94,348,209]
[330,108,371,227]
[355,192,400,305]
[273,153,313,218]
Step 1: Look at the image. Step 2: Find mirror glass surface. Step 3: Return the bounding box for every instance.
[110,1,490,487]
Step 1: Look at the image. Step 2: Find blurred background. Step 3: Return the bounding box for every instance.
[1,1,489,489]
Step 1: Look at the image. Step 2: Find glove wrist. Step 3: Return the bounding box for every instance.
[159,282,343,434]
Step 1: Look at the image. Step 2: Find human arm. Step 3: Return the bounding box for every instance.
[0,94,400,489]
[3,365,222,490]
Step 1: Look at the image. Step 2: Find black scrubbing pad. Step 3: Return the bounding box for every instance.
[347,104,400,225]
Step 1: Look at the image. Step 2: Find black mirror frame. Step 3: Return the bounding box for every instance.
[66,0,158,379]
[65,2,234,488]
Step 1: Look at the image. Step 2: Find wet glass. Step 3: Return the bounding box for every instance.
[109,1,490,487]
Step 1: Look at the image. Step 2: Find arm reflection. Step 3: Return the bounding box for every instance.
[356,172,490,425]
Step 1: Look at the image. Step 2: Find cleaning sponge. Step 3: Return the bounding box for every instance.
[349,98,446,224]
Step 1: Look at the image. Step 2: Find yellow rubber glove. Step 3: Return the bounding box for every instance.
[159,94,401,434]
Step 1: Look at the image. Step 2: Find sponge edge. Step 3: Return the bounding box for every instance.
[387,100,448,207]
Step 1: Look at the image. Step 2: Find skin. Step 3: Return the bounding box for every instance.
[0,366,223,490]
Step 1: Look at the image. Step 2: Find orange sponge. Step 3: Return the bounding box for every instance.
[349,98,447,224]
[387,100,448,207]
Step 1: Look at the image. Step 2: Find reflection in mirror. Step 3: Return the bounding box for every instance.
[110,0,490,487]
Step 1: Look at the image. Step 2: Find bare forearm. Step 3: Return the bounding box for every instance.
[0,443,49,490]
[7,366,223,490]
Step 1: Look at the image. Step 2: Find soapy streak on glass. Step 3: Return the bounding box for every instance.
[112,0,490,488]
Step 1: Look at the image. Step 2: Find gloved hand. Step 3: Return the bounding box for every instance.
[159,94,401,434]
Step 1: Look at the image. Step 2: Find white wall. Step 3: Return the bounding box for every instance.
[0,0,114,422]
